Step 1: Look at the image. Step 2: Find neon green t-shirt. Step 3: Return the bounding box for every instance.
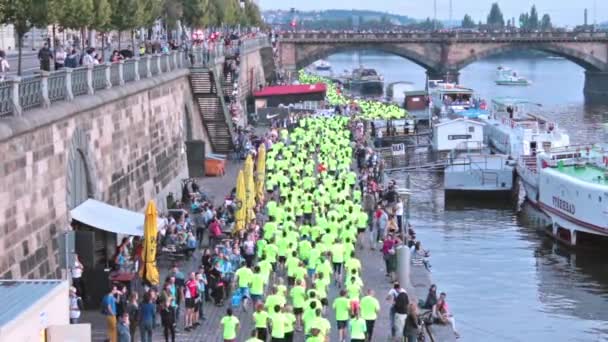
[235,267,253,288]
[284,312,296,333]
[332,297,351,321]
[253,310,269,328]
[360,295,380,320]
[349,317,367,339]
[221,315,239,340]
[290,285,306,309]
[250,273,265,296]
[270,312,286,338]
[331,243,345,263]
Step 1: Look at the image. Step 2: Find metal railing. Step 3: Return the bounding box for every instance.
[48,70,67,102]
[0,38,267,118]
[123,60,137,82]
[110,63,121,87]
[92,65,107,90]
[19,75,43,110]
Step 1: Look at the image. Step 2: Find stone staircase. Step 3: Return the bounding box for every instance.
[189,68,234,154]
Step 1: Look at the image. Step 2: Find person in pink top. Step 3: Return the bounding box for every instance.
[433,292,460,338]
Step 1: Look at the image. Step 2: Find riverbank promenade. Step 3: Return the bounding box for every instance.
[82,156,456,342]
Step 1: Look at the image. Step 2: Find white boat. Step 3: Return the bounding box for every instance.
[428,80,475,116]
[444,142,515,199]
[495,66,531,86]
[481,97,570,159]
[516,145,608,246]
[314,60,331,71]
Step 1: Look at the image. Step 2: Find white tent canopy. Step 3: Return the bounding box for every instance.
[70,199,163,237]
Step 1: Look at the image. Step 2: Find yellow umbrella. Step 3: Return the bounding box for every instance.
[256,144,266,202]
[139,200,159,286]
[244,155,256,218]
[234,170,247,232]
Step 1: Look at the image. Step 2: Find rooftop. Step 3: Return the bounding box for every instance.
[253,83,327,97]
[554,164,608,186]
[0,280,65,327]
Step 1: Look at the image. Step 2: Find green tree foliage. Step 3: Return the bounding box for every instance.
[0,0,52,74]
[92,0,112,31]
[540,14,552,31]
[245,2,263,27]
[486,2,505,27]
[518,5,550,31]
[181,0,205,28]
[222,0,240,26]
[110,0,139,49]
[528,5,539,29]
[461,14,475,28]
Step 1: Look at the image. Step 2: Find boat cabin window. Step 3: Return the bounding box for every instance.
[468,126,475,133]
[443,93,471,105]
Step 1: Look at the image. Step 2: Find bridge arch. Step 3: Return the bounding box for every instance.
[295,43,440,72]
[452,43,606,72]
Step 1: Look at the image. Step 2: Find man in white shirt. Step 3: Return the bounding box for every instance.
[385,282,407,339]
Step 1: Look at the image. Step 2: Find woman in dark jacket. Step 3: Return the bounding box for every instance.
[160,300,176,342]
[421,284,438,309]
[404,303,422,342]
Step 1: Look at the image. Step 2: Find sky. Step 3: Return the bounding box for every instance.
[259,0,607,26]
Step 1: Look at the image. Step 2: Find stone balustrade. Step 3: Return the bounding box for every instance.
[280,31,608,42]
[0,43,246,117]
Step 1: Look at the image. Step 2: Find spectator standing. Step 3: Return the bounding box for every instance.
[55,46,66,70]
[64,49,79,68]
[38,43,52,71]
[139,292,156,342]
[69,286,82,324]
[160,299,176,342]
[71,255,85,299]
[117,313,131,342]
[126,293,139,341]
[0,50,9,80]
[101,285,118,342]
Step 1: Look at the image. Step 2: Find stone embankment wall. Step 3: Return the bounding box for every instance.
[0,69,206,279]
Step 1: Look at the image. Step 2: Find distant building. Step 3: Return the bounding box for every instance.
[0,25,16,52]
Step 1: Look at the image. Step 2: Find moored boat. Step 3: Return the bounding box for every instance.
[517,145,608,246]
[481,97,570,159]
[428,80,475,116]
[348,67,384,95]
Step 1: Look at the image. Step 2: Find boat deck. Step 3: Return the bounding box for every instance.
[554,164,608,185]
[447,154,512,172]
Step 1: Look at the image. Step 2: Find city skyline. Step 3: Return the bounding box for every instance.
[259,0,607,26]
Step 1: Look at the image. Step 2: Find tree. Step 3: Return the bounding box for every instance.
[57,0,94,49]
[461,14,475,28]
[162,0,183,40]
[244,2,262,27]
[0,0,52,75]
[540,14,552,31]
[110,0,139,50]
[91,0,112,59]
[222,0,240,27]
[486,3,505,28]
[528,5,539,30]
[519,13,529,29]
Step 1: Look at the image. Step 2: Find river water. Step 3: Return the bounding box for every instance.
[319,52,608,341]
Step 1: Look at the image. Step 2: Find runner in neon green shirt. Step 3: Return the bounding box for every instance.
[234,264,253,310]
[269,305,286,340]
[349,313,367,342]
[332,290,351,341]
[360,289,380,340]
[220,308,239,341]
[252,303,269,341]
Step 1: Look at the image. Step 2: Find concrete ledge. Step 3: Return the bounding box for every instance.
[0,68,191,142]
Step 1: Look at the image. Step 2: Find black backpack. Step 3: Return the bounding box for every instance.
[394,292,409,314]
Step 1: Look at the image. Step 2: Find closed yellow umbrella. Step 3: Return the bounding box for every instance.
[244,155,256,221]
[256,144,266,202]
[234,169,247,232]
[139,200,159,286]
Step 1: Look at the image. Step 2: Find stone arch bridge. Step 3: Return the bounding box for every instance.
[278,31,608,99]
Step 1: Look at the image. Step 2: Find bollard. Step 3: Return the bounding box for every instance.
[396,245,411,290]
